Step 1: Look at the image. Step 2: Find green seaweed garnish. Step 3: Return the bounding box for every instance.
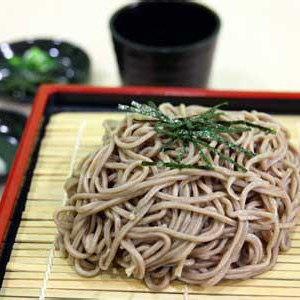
[119,101,276,172]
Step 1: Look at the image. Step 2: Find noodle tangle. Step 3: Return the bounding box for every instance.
[54,103,300,290]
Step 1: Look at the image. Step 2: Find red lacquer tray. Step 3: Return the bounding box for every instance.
[1,84,300,286]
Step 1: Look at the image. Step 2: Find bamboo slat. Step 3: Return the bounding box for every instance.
[17,227,56,235]
[1,298,38,300]
[42,291,300,300]
[1,112,300,300]
[0,288,40,297]
[19,221,56,228]
[8,257,50,265]
[13,243,52,250]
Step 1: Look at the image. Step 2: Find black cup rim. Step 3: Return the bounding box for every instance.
[109,1,221,53]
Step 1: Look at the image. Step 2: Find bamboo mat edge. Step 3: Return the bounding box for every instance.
[2,113,300,300]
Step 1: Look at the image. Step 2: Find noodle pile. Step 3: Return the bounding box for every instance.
[54,103,300,290]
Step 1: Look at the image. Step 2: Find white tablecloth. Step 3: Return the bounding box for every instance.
[0,0,299,92]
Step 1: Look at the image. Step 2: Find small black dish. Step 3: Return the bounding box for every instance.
[0,110,27,183]
[0,39,90,102]
[110,1,221,87]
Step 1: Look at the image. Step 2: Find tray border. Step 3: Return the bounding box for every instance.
[2,84,300,253]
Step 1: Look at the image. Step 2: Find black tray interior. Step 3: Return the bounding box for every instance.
[1,91,300,286]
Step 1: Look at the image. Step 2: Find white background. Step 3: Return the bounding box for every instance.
[0,0,299,92]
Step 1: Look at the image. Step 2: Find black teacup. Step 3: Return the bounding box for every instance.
[110,1,221,87]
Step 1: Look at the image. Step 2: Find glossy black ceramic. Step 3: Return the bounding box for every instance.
[110,1,221,87]
[0,39,90,102]
[0,110,27,183]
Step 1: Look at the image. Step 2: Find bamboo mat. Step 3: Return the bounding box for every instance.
[1,112,300,300]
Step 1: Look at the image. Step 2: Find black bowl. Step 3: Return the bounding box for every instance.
[110,1,221,87]
[0,39,90,102]
[0,110,27,183]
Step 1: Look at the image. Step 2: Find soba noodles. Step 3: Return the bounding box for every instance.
[54,102,300,290]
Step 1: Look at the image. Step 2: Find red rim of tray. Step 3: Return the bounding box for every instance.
[1,84,300,246]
